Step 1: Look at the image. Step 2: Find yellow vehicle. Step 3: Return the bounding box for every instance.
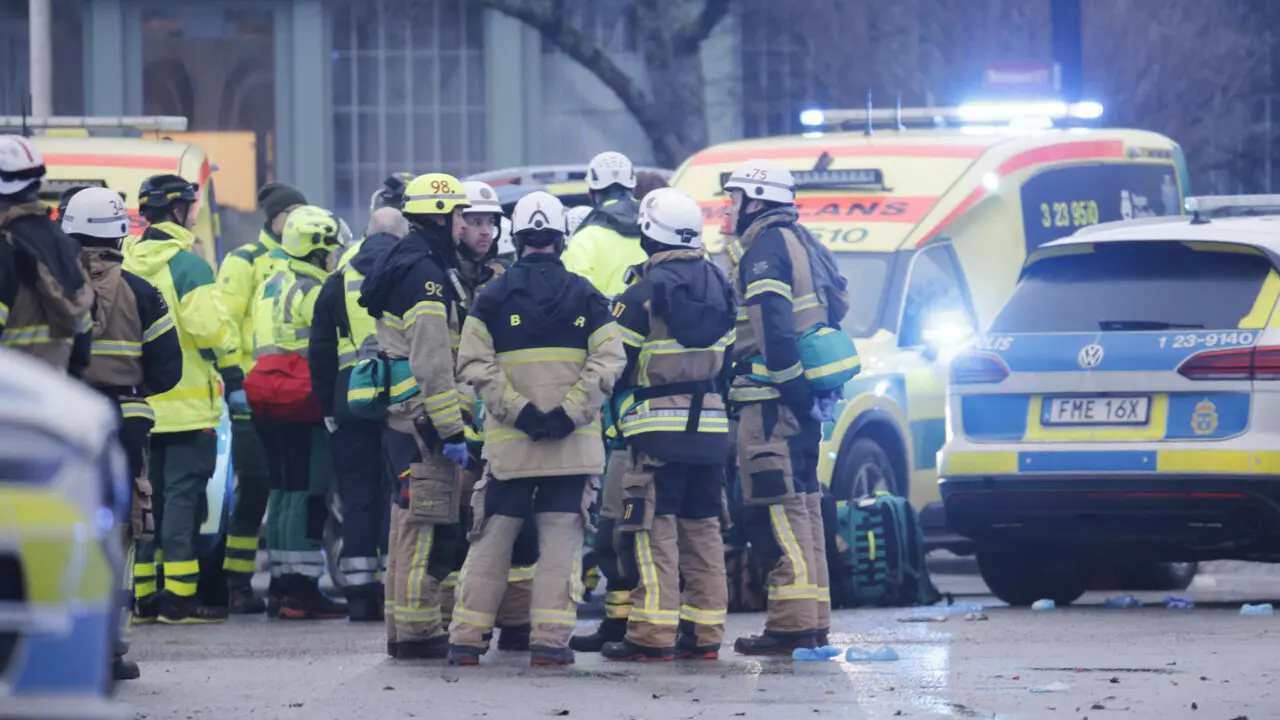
[672,109,1188,549]
[4,116,225,268]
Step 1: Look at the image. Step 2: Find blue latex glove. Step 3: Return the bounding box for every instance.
[442,441,470,468]
[227,389,250,416]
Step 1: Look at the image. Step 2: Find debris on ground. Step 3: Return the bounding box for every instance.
[792,646,841,661]
[1031,599,1056,611]
[964,612,989,621]
[844,646,900,662]
[1165,594,1195,610]
[1029,682,1071,693]
[1240,603,1274,616]
[897,615,947,623]
[1104,594,1142,608]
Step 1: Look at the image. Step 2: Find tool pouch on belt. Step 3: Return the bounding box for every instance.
[619,454,657,533]
[406,459,461,526]
[738,402,796,506]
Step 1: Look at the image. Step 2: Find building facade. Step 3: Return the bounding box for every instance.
[0,0,744,232]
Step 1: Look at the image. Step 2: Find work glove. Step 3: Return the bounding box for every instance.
[515,404,552,441]
[544,406,576,440]
[442,441,471,468]
[226,389,250,416]
[323,417,338,434]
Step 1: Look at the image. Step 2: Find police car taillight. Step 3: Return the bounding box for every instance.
[950,351,1009,384]
[1177,346,1280,380]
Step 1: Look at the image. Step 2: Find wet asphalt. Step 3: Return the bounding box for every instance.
[116,563,1280,720]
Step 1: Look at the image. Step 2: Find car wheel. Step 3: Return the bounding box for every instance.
[832,437,900,501]
[324,488,347,592]
[976,543,1091,607]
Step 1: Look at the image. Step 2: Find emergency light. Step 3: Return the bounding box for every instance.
[799,101,1104,131]
[0,115,189,132]
[1184,194,1280,219]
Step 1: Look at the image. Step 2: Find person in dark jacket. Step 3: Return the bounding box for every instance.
[61,186,182,680]
[308,208,407,621]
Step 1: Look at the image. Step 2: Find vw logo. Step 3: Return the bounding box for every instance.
[1078,343,1105,369]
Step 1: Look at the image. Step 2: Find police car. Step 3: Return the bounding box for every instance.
[939,196,1280,606]
[0,349,130,719]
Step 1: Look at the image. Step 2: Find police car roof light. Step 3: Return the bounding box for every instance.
[1184,195,1280,219]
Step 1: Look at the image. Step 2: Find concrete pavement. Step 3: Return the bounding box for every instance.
[117,566,1280,720]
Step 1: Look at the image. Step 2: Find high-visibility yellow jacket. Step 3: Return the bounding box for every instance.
[217,228,286,374]
[252,249,329,360]
[561,197,647,298]
[123,222,242,432]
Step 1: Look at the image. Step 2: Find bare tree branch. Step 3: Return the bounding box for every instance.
[673,0,734,54]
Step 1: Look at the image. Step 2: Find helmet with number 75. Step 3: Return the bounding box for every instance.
[722,159,795,205]
[403,173,469,216]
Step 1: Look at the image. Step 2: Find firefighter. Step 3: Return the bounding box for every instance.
[124,173,243,624]
[440,180,536,652]
[61,187,182,679]
[594,188,735,661]
[721,160,832,655]
[560,151,645,297]
[447,190,625,668]
[357,173,471,660]
[217,182,308,615]
[245,205,347,620]
[308,207,409,622]
[0,135,94,376]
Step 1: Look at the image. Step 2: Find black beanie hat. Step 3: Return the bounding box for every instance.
[258,182,308,221]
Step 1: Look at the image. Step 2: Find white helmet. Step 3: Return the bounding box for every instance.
[586,151,636,191]
[61,186,130,240]
[565,206,592,236]
[723,159,795,205]
[462,181,503,215]
[0,135,46,196]
[497,217,515,255]
[511,191,567,235]
[639,188,704,250]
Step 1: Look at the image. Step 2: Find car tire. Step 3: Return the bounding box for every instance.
[831,436,900,501]
[976,543,1091,607]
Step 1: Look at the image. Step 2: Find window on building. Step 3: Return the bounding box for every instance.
[332,0,487,231]
[0,0,86,116]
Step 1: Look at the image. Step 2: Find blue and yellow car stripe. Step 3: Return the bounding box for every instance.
[941,448,1280,476]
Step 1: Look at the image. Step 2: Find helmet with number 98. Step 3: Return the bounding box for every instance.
[722,159,795,205]
[281,205,340,259]
[403,173,469,216]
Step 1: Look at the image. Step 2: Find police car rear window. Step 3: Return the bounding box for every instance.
[990,241,1274,333]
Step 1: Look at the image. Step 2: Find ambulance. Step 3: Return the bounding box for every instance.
[671,104,1189,554]
[4,116,226,269]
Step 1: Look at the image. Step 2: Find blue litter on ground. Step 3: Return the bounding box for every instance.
[1031,599,1056,611]
[844,646,899,662]
[1240,603,1274,616]
[1165,594,1194,610]
[1104,594,1143,608]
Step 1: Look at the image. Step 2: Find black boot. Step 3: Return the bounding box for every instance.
[447,644,484,666]
[529,644,575,666]
[279,577,347,620]
[568,617,626,653]
[602,639,675,662]
[674,629,720,660]
[266,576,286,618]
[733,631,816,657]
[134,594,160,625]
[816,629,830,647]
[396,635,449,660]
[158,592,229,625]
[347,594,383,622]
[113,656,141,681]
[228,583,266,615]
[496,624,531,651]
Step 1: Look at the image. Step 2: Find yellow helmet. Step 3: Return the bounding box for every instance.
[403,173,469,215]
[281,205,340,258]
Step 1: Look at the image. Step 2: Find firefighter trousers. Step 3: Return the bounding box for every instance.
[222,416,271,587]
[441,491,538,630]
[383,420,461,644]
[254,418,334,585]
[618,453,727,649]
[135,429,217,599]
[737,401,827,637]
[594,451,636,627]
[332,418,390,599]
[449,475,590,651]
[113,397,153,651]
